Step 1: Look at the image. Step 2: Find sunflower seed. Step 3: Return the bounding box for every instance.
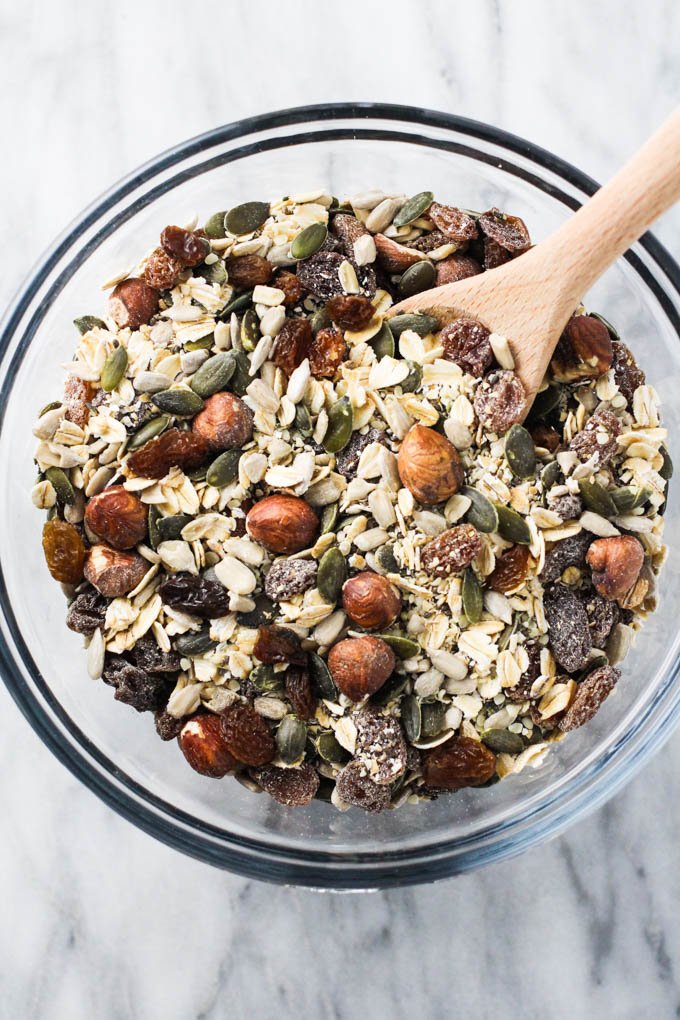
[151,389,204,417]
[494,504,531,544]
[190,352,236,398]
[291,222,328,260]
[226,202,270,235]
[462,568,483,622]
[323,397,353,453]
[206,450,242,488]
[398,260,435,297]
[462,487,499,533]
[504,424,536,479]
[388,313,438,338]
[393,191,434,227]
[317,546,347,603]
[100,345,128,391]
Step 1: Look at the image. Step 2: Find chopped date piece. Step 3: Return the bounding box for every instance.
[102,654,171,713]
[325,294,375,331]
[66,589,108,635]
[42,519,85,584]
[421,735,496,791]
[474,371,526,434]
[353,707,408,785]
[84,485,147,550]
[611,340,645,406]
[505,640,542,702]
[541,531,592,584]
[63,375,96,427]
[488,544,531,593]
[273,269,307,307]
[440,318,493,377]
[143,247,183,290]
[129,635,181,674]
[559,665,620,733]
[569,409,621,467]
[308,327,348,379]
[220,701,276,766]
[543,584,592,673]
[264,558,317,601]
[253,624,306,666]
[192,393,253,451]
[272,317,312,375]
[285,666,317,721]
[179,714,240,777]
[580,588,620,647]
[335,760,391,813]
[335,427,384,479]
[546,491,582,520]
[254,762,320,806]
[428,202,478,242]
[435,253,483,285]
[158,573,231,619]
[154,709,185,741]
[127,428,209,479]
[421,524,482,577]
[225,254,273,288]
[160,225,210,267]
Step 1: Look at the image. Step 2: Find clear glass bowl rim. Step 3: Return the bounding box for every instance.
[2,102,680,889]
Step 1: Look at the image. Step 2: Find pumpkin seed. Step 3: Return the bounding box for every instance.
[276,716,307,764]
[225,201,270,236]
[294,403,313,436]
[190,352,236,398]
[659,446,673,481]
[225,350,250,396]
[250,664,283,694]
[591,311,620,341]
[157,514,193,542]
[317,546,347,602]
[401,695,422,742]
[420,701,446,738]
[204,211,227,239]
[398,260,435,297]
[38,400,62,417]
[528,384,561,420]
[482,729,525,754]
[74,315,107,334]
[100,345,128,391]
[388,313,438,338]
[309,652,338,701]
[200,260,227,286]
[236,594,276,628]
[369,321,395,359]
[148,505,161,549]
[371,671,409,706]
[400,360,423,394]
[239,308,260,352]
[320,503,338,535]
[578,479,617,518]
[323,397,353,453]
[291,222,328,260]
[393,191,434,227]
[494,504,531,544]
[462,568,483,622]
[317,731,349,764]
[610,485,651,514]
[128,415,171,451]
[541,461,562,489]
[152,388,204,417]
[504,424,536,479]
[373,633,420,659]
[375,543,399,573]
[45,467,75,505]
[462,487,499,533]
[184,335,214,351]
[219,291,253,320]
[310,307,331,335]
[206,449,242,488]
[174,628,217,655]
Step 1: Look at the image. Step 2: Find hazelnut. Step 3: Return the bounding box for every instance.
[191,392,253,451]
[83,544,149,597]
[246,495,319,555]
[108,277,159,330]
[374,233,425,272]
[551,315,613,382]
[84,485,148,550]
[342,572,401,630]
[179,715,240,778]
[327,636,396,701]
[586,535,645,604]
[397,425,464,505]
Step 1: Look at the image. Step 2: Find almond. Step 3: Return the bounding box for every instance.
[551,315,613,382]
[374,234,427,272]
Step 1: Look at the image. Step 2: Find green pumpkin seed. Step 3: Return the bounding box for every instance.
[504,424,536,479]
[541,460,562,489]
[184,335,214,351]
[462,568,483,623]
[323,397,353,454]
[373,633,420,659]
[148,505,161,549]
[659,446,673,481]
[309,652,338,700]
[38,400,62,417]
[401,695,422,742]
[100,345,128,391]
[393,191,434,227]
[74,315,107,334]
[240,308,260,352]
[482,729,525,754]
[420,701,446,738]
[236,594,276,628]
[225,201,270,236]
[157,514,193,542]
[219,291,253,319]
[204,211,228,238]
[400,360,422,394]
[206,449,242,488]
[45,467,75,505]
[320,503,338,535]
[369,321,395,358]
[528,384,561,420]
[276,715,307,764]
[128,414,171,451]
[317,546,347,603]
[462,487,499,533]
[190,352,236,398]
[228,350,251,396]
[398,260,436,297]
[388,313,438,338]
[152,388,204,417]
[371,671,409,706]
[578,479,617,518]
[610,485,651,514]
[174,628,217,655]
[375,543,399,574]
[494,504,531,544]
[291,222,328,260]
[200,260,227,285]
[317,731,349,764]
[590,311,620,341]
[294,403,313,436]
[250,664,283,694]
[310,307,331,335]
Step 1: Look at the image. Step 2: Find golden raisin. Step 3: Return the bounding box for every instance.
[225,254,273,288]
[422,735,496,790]
[488,545,531,593]
[42,518,85,584]
[325,294,375,330]
[308,327,347,379]
[143,247,183,290]
[272,318,312,375]
[273,270,307,307]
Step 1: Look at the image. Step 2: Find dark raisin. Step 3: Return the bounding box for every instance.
[428,203,478,242]
[325,294,375,330]
[435,254,483,285]
[529,422,561,453]
[102,654,171,713]
[309,327,347,379]
[478,208,530,256]
[273,270,307,307]
[160,225,210,268]
[335,427,384,479]
[158,573,231,619]
[154,709,185,741]
[253,625,306,665]
[543,584,592,673]
[421,735,496,791]
[65,589,108,635]
[407,229,449,253]
[129,635,181,674]
[335,760,391,813]
[225,254,273,288]
[540,531,593,584]
[285,666,317,721]
[236,593,276,628]
[440,318,493,377]
[272,317,313,375]
[488,544,531,593]
[254,762,320,806]
[264,559,317,601]
[353,707,408,785]
[220,702,276,765]
[559,665,620,733]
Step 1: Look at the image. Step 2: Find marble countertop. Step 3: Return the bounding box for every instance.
[2,1,680,1017]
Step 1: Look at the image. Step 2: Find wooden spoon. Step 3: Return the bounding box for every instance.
[390,108,680,416]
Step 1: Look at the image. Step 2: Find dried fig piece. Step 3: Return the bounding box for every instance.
[143,247,183,290]
[421,735,496,791]
[586,535,645,603]
[42,519,85,584]
[546,491,582,520]
[505,641,542,703]
[335,427,384,479]
[421,524,482,577]
[225,254,273,288]
[569,410,621,467]
[473,371,526,434]
[84,544,148,597]
[129,636,181,674]
[611,340,645,406]
[127,427,209,478]
[559,665,620,733]
[543,584,592,673]
[488,544,531,593]
[220,702,276,766]
[85,485,147,550]
[551,315,613,382]
[297,251,371,300]
[179,714,240,777]
[254,762,319,806]
[285,666,317,720]
[440,318,493,377]
[428,203,478,242]
[192,392,254,451]
[335,760,390,813]
[264,558,317,601]
[580,588,619,647]
[540,531,592,584]
[435,254,483,285]
[330,213,369,257]
[253,625,306,666]
[102,655,171,713]
[108,277,159,330]
[160,225,210,267]
[353,707,408,785]
[273,269,307,307]
[154,710,185,741]
[308,327,347,379]
[272,317,313,374]
[325,294,375,330]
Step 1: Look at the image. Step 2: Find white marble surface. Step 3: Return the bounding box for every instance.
[1,1,680,1017]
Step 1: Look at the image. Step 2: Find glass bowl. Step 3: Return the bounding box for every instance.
[1,103,679,890]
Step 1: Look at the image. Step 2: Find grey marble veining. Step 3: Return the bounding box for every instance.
[1,0,680,1017]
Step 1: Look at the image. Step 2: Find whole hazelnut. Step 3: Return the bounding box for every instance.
[84,485,148,550]
[246,495,319,554]
[179,715,240,778]
[397,425,465,505]
[191,392,253,451]
[342,572,401,630]
[327,636,396,701]
[108,277,159,330]
[586,535,644,603]
[84,544,149,597]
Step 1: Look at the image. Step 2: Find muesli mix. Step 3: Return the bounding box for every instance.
[32,189,670,811]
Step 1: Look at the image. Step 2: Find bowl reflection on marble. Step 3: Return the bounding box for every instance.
[1,104,680,889]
